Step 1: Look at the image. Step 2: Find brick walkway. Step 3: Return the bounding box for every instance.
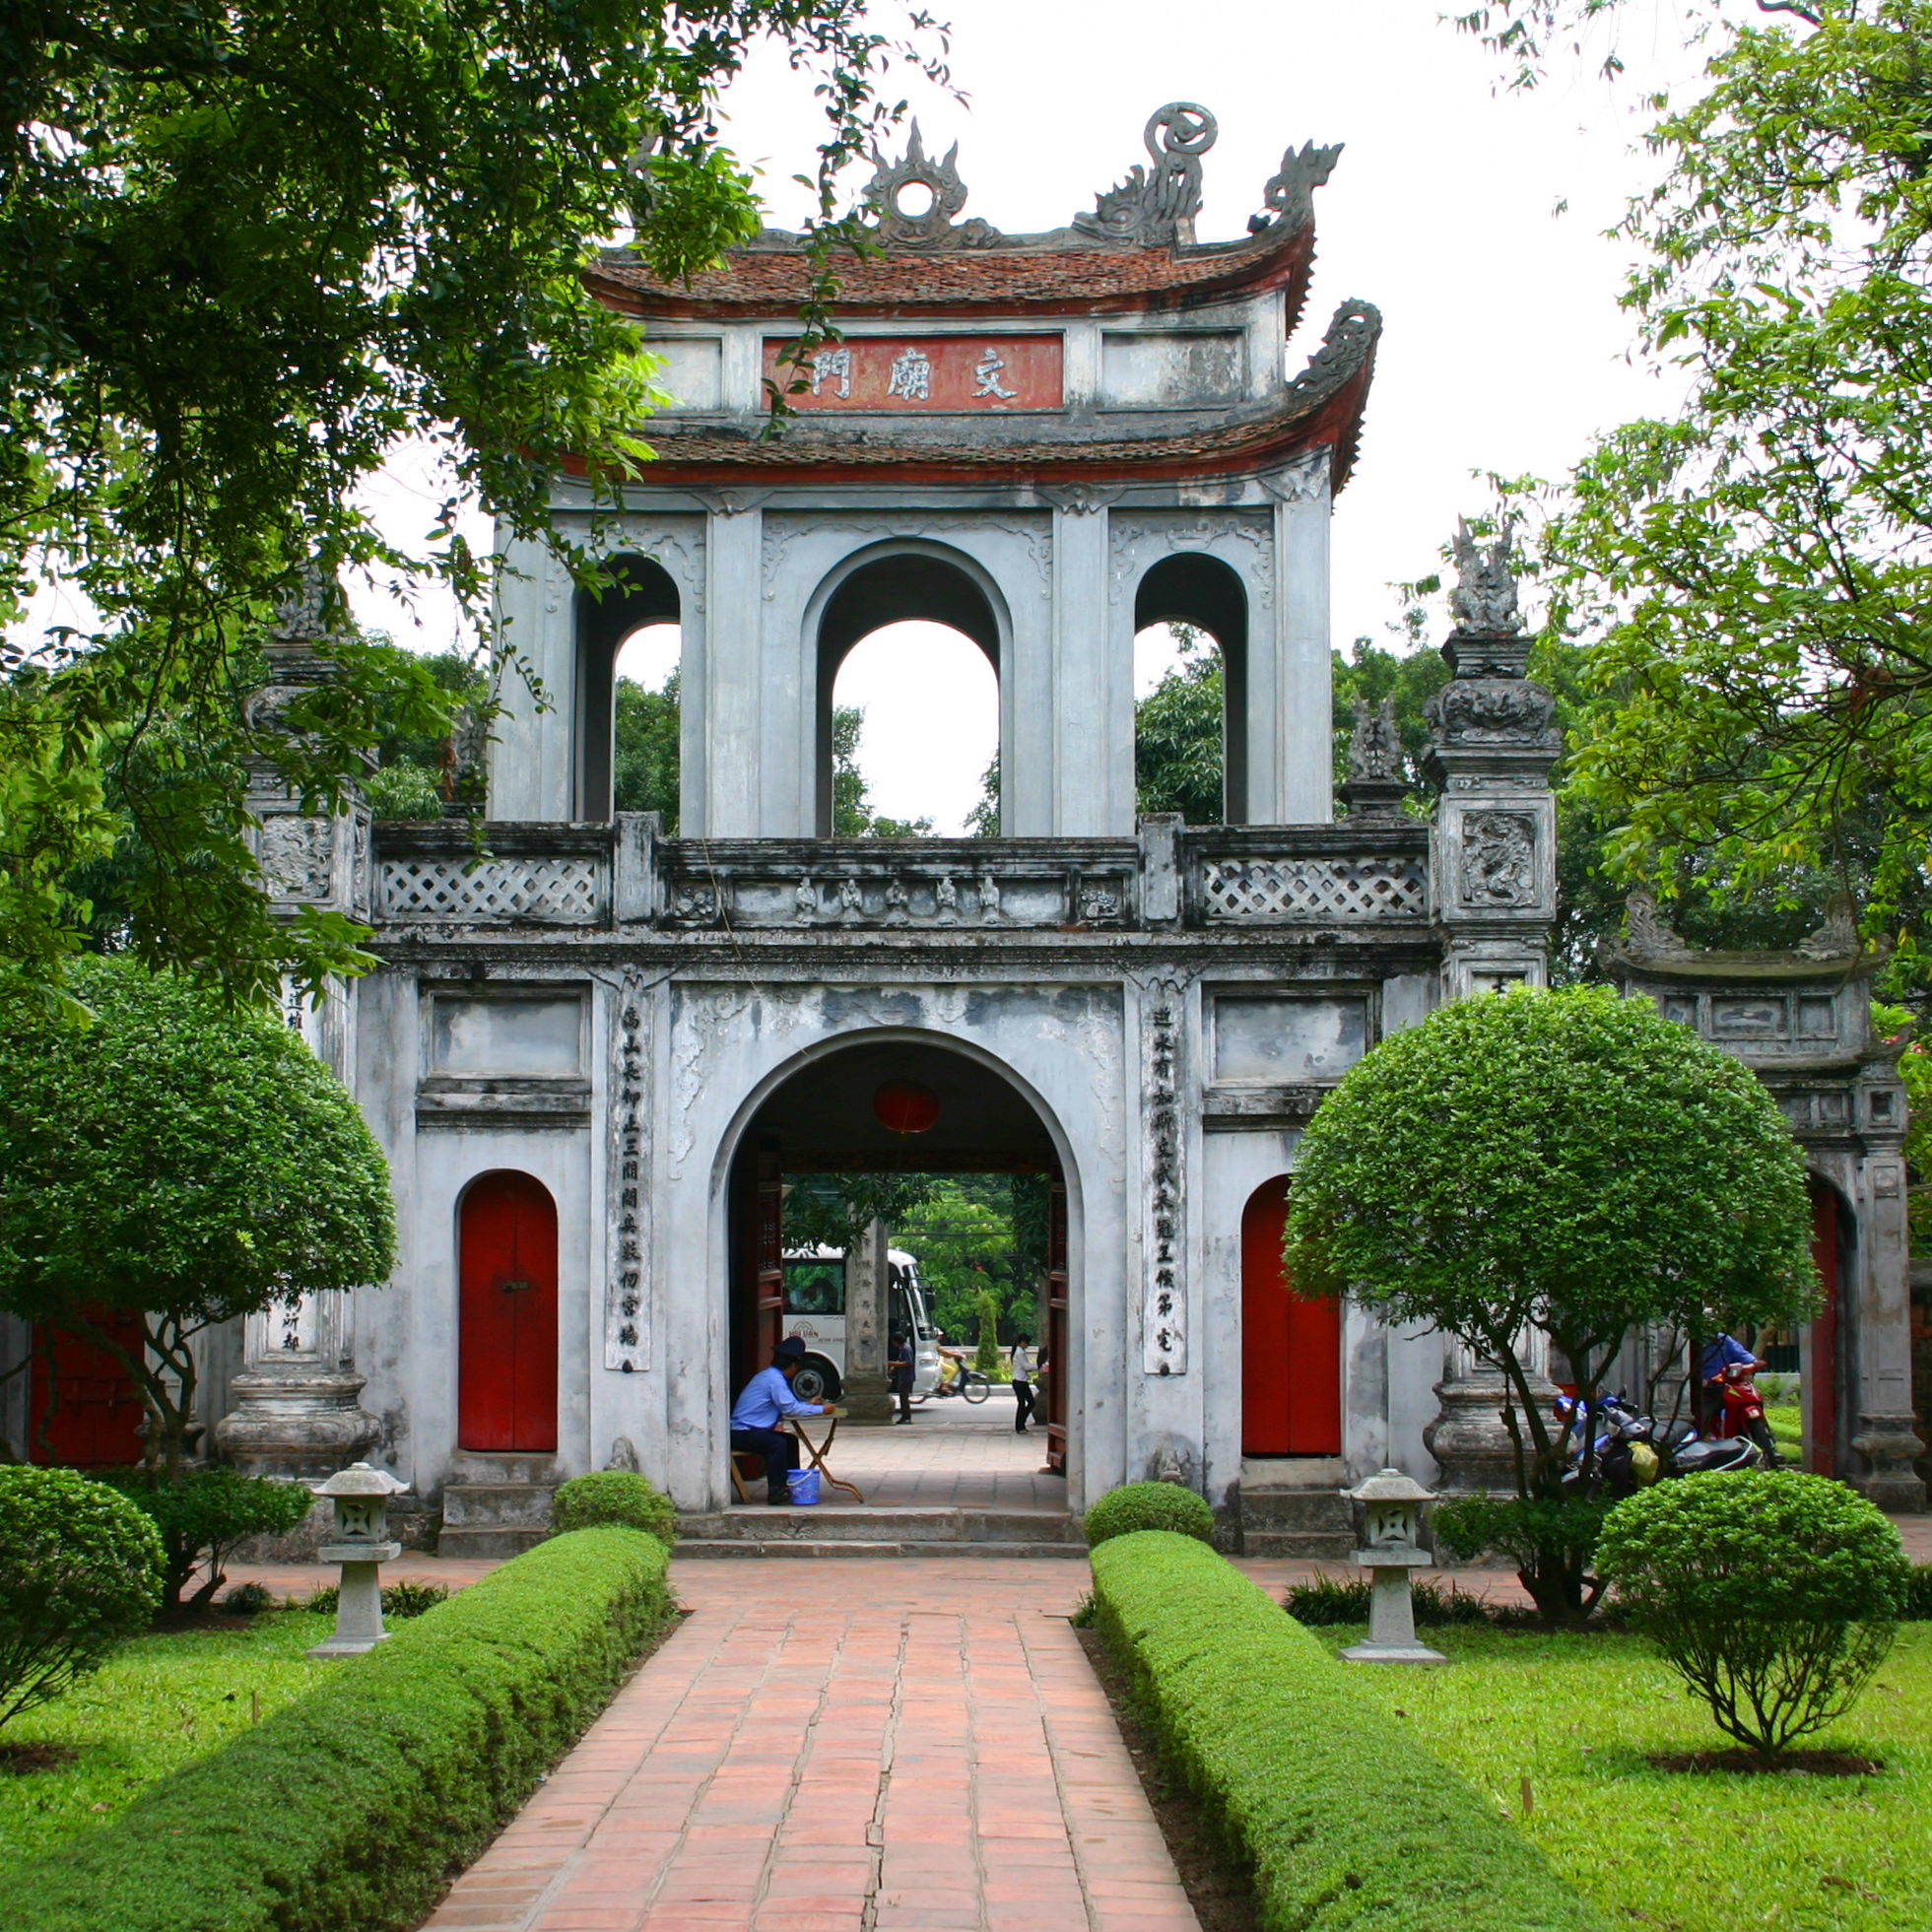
[420,1558,1196,1932]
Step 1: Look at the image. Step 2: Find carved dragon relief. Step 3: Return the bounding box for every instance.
[1074,103,1218,248]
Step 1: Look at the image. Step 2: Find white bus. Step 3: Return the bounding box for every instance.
[780,1246,943,1403]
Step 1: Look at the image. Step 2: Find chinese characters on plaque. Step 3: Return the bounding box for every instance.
[767,335,1062,411]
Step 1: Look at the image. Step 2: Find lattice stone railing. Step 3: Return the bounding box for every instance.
[1197,854,1428,922]
[376,854,608,924]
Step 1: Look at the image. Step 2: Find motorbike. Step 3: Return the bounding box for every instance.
[931,1356,992,1404]
[1709,1361,1785,1466]
[1554,1391,1763,1499]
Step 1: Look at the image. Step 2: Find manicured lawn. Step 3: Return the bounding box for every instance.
[1765,1400,1804,1458]
[0,1609,340,1863]
[1315,1620,1932,1932]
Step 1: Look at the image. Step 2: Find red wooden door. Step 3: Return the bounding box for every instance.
[1808,1179,1840,1477]
[1044,1181,1069,1475]
[459,1172,559,1453]
[1241,1177,1342,1456]
[30,1309,145,1466]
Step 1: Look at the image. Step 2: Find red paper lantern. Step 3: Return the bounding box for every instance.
[873,1081,940,1135]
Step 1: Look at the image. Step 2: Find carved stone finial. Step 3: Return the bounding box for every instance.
[1073,101,1217,248]
[1348,696,1403,782]
[1248,140,1343,234]
[272,561,338,643]
[861,120,1000,252]
[1448,518,1523,638]
[1797,893,1860,961]
[1625,891,1696,960]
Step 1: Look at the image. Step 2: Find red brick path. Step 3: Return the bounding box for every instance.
[420,1558,1197,1932]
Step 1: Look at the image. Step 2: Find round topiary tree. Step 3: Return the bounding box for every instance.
[1598,1470,1911,1758]
[1286,984,1818,1620]
[0,1466,164,1728]
[551,1471,676,1546]
[0,954,395,1481]
[1083,1482,1216,1549]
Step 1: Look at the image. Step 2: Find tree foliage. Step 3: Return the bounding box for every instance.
[2,1,944,1007]
[1458,4,1932,992]
[102,1466,313,1614]
[0,954,395,1478]
[1286,985,1817,1616]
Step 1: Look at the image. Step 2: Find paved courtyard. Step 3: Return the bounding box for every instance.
[419,1557,1197,1932]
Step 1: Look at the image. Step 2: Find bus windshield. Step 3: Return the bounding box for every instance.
[783,1259,845,1316]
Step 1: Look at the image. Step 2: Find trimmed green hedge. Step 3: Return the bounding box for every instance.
[0,1527,675,1932]
[1091,1532,1606,1932]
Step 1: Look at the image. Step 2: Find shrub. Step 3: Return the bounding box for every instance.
[1082,1481,1215,1549]
[0,1467,164,1730]
[304,1580,450,1620]
[1092,1532,1605,1932]
[1432,1496,1614,1621]
[219,1582,276,1617]
[0,1528,674,1932]
[550,1469,676,1544]
[1283,1572,1495,1629]
[1597,1470,1911,1756]
[1904,1564,1932,1621]
[102,1468,316,1613]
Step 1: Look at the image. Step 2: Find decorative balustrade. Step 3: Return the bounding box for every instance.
[367,820,1432,932]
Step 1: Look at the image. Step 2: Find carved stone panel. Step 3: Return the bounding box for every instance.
[1457,813,1538,910]
[1143,975,1186,1376]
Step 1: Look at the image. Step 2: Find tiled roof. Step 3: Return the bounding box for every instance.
[589,221,1317,325]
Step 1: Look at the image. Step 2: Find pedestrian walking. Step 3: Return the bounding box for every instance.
[1010,1331,1036,1433]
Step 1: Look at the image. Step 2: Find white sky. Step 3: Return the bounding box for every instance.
[22,0,1710,835]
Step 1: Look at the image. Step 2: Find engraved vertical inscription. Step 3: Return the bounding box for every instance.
[605,979,649,1370]
[1144,977,1186,1375]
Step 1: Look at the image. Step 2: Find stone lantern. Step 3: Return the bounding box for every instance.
[307,1461,406,1660]
[1339,1468,1446,1666]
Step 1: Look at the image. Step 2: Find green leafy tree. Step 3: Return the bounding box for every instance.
[102,1466,313,1615]
[1135,629,1226,825]
[1457,3,1932,993]
[1286,984,1817,1619]
[0,955,396,1481]
[897,1178,1022,1339]
[971,1288,1004,1378]
[782,1172,936,1257]
[2,2,945,1009]
[614,671,684,831]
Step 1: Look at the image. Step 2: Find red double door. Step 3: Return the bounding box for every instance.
[1240,1176,1342,1457]
[458,1172,559,1453]
[29,1309,146,1467]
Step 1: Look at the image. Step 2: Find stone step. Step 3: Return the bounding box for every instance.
[437,1525,550,1559]
[1238,1487,1355,1560]
[441,1483,556,1529]
[675,1506,1074,1545]
[675,1539,1088,1561]
[448,1451,559,1487]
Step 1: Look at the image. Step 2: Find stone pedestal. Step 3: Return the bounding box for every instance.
[1340,1549,1445,1666]
[215,1296,380,1480]
[1851,1412,1928,1513]
[1423,1352,1534,1497]
[307,1542,400,1658]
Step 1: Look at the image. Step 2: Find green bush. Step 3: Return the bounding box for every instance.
[1904,1564,1932,1621]
[0,1527,674,1932]
[102,1468,315,1613]
[0,1467,164,1730]
[1432,1496,1615,1621]
[1093,1532,1604,1932]
[1082,1481,1215,1549]
[550,1469,676,1544]
[1597,1470,1911,1756]
[1282,1572,1495,1629]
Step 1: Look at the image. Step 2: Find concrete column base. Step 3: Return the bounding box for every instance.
[1851,1412,1928,1512]
[839,1370,894,1425]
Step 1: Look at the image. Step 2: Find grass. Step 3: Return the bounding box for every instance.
[0,1609,337,1863]
[1310,1620,1932,1932]
[1765,1400,1804,1458]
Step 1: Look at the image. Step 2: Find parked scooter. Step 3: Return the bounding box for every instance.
[1709,1360,1786,1467]
[1554,1391,1763,1499]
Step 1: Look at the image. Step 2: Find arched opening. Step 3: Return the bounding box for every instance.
[1239,1176,1341,1456]
[612,621,682,830]
[574,555,680,821]
[815,550,1002,837]
[1134,553,1249,826]
[725,1035,1071,1503]
[457,1170,560,1453]
[1805,1173,1852,1477]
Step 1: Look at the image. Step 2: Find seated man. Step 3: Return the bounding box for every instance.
[730,1334,835,1505]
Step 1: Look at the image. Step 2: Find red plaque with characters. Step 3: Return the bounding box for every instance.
[766,335,1062,412]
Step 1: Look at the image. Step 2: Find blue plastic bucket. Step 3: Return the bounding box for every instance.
[786,1468,822,1506]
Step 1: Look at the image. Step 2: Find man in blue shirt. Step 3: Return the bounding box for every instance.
[730,1335,835,1504]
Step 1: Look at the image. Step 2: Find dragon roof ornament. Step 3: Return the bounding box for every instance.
[1448,518,1523,637]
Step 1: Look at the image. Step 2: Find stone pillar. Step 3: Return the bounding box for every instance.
[216,1294,380,1480]
[841,1220,894,1424]
[696,500,765,836]
[1851,1149,1928,1510]
[1422,1343,1525,1497]
[1048,500,1129,835]
[1269,454,1334,826]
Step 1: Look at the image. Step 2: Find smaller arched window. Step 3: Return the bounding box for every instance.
[574,556,680,820]
[1135,554,1249,826]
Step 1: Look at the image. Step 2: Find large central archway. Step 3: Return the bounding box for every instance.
[722,1033,1073,1500]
